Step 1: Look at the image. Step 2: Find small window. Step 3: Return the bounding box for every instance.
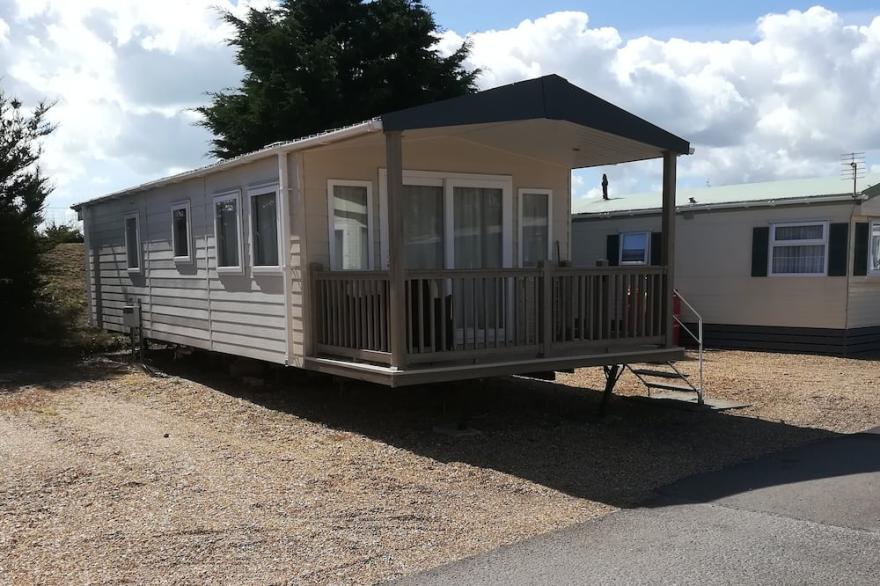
[870,222,880,274]
[619,231,650,265]
[123,213,141,272]
[328,180,372,270]
[250,187,279,268]
[171,201,191,262]
[214,191,242,272]
[769,222,827,276]
[520,189,551,267]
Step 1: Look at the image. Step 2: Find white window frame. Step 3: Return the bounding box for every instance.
[378,169,513,270]
[327,179,374,271]
[247,182,282,274]
[869,220,880,276]
[170,200,192,264]
[213,189,244,274]
[518,188,553,267]
[619,231,651,266]
[768,220,829,277]
[122,211,142,274]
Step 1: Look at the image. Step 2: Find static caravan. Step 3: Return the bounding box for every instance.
[73,74,692,386]
[571,174,880,355]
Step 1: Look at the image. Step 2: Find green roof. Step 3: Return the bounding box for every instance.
[572,173,880,216]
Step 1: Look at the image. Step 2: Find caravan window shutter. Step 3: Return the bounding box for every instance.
[827,223,849,277]
[751,227,769,277]
[650,231,662,265]
[606,234,620,266]
[853,222,869,276]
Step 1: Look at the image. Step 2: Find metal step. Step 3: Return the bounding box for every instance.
[630,368,689,379]
[645,382,698,393]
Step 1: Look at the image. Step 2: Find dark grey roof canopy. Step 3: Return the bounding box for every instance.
[380,74,690,155]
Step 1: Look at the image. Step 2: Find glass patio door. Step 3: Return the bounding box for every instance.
[451,186,504,344]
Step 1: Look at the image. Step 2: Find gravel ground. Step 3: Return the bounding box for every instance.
[558,349,880,433]
[1,349,877,584]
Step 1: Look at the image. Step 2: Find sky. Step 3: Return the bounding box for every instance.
[0,1,879,225]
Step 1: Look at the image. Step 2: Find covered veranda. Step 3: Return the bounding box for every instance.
[303,74,691,386]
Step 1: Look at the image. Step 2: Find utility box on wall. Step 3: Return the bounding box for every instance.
[122,304,140,328]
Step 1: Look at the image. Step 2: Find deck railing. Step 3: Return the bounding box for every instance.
[312,265,668,366]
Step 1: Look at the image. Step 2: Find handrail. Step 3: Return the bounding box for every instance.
[673,288,704,404]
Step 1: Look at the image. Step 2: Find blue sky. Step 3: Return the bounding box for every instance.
[429,0,880,37]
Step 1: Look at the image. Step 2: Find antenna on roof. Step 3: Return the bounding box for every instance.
[841,152,866,198]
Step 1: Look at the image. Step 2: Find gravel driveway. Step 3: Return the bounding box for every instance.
[1,350,877,584]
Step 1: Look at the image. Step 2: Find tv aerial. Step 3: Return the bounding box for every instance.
[840,152,865,198]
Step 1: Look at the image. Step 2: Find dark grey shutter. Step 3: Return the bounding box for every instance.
[606,234,619,266]
[751,227,769,277]
[827,223,849,277]
[853,222,869,276]
[650,231,662,265]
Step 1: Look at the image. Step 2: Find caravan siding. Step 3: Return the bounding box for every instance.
[572,202,854,329]
[301,134,571,270]
[84,156,291,365]
[847,210,880,330]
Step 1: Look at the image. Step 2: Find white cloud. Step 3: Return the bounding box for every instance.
[3,2,880,224]
[440,6,880,195]
[0,0,270,221]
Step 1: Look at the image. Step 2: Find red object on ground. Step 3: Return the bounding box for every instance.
[672,293,681,345]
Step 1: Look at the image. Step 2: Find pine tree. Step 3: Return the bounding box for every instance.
[0,91,55,345]
[197,0,478,159]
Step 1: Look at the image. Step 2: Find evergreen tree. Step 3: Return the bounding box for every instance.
[0,91,55,346]
[197,0,478,159]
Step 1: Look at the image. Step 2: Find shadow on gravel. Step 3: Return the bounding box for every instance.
[145,348,867,509]
[0,353,132,396]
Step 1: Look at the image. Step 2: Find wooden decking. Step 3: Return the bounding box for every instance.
[307,265,678,385]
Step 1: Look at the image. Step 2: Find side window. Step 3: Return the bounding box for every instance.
[328,180,372,270]
[520,189,551,267]
[619,231,650,265]
[871,222,880,274]
[123,213,141,272]
[214,191,243,272]
[249,187,280,268]
[769,222,827,276]
[171,201,191,262]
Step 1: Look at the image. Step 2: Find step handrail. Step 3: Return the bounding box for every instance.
[673,288,704,404]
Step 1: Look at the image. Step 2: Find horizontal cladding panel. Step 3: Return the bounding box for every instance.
[150,321,212,341]
[149,296,209,310]
[149,268,209,279]
[211,341,286,364]
[208,300,286,316]
[148,329,212,350]
[149,278,208,290]
[149,287,209,300]
[211,321,285,341]
[150,312,210,331]
[210,311,286,328]
[150,304,210,320]
[207,289,285,304]
[212,331,286,353]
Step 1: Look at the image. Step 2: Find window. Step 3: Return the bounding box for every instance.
[123,212,141,272]
[213,191,243,272]
[249,187,280,268]
[453,186,503,269]
[769,222,828,276]
[328,180,372,270]
[619,231,650,265]
[871,222,880,274]
[519,189,551,267]
[171,201,191,262]
[403,184,444,269]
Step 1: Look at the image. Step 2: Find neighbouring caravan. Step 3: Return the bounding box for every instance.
[571,175,880,355]
[74,75,692,386]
